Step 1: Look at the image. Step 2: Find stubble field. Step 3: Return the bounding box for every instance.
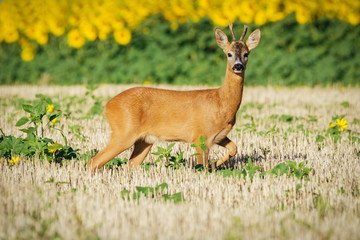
[0,85,359,240]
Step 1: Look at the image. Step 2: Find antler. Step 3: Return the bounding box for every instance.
[239,25,248,42]
[228,22,236,42]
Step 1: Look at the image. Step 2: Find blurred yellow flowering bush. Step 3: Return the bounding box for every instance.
[0,0,359,61]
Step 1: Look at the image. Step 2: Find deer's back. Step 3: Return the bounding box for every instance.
[104,87,230,142]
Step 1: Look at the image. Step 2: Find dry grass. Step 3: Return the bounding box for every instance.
[0,85,359,240]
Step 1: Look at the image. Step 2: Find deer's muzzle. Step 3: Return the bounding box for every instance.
[232,63,244,72]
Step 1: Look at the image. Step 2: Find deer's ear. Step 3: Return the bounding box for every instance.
[245,29,261,52]
[215,28,230,51]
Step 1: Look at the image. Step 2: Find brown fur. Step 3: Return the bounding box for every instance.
[87,25,261,171]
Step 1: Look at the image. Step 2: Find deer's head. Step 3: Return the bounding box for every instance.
[215,24,261,74]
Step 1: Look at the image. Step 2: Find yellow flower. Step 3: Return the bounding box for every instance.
[3,25,19,43]
[48,19,65,37]
[19,38,36,61]
[254,10,267,26]
[47,142,62,153]
[47,104,54,113]
[347,13,359,25]
[35,31,49,45]
[9,156,19,165]
[295,8,312,24]
[25,25,37,40]
[67,29,85,48]
[80,21,97,41]
[68,15,81,27]
[328,123,336,129]
[210,12,229,26]
[336,118,348,131]
[111,19,125,30]
[114,28,132,45]
[170,22,179,30]
[51,117,57,124]
[98,30,110,41]
[21,48,35,62]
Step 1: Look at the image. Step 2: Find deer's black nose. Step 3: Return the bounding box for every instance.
[232,63,244,71]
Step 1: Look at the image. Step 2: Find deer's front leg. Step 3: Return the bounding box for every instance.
[216,137,237,168]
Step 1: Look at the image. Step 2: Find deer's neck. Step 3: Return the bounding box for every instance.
[218,64,245,120]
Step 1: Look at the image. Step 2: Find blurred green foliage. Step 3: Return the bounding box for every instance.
[0,15,359,86]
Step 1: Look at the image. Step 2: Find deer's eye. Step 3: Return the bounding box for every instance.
[227,53,232,58]
[244,53,249,58]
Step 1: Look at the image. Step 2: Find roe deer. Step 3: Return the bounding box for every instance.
[87,23,261,171]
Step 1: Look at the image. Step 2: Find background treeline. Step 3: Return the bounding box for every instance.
[0,15,359,86]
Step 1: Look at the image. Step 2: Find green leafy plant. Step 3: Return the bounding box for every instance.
[147,136,212,171]
[258,125,280,137]
[236,120,257,133]
[85,84,104,117]
[217,169,245,179]
[79,149,97,165]
[167,151,186,169]
[348,133,360,144]
[218,158,261,182]
[261,161,310,180]
[68,124,87,142]
[218,159,310,182]
[121,182,183,203]
[243,158,261,182]
[307,115,318,122]
[104,157,129,168]
[151,143,186,169]
[152,143,175,164]
[191,136,208,170]
[340,101,350,108]
[287,161,311,180]
[316,116,353,144]
[0,95,78,164]
[279,114,294,123]
[191,136,207,152]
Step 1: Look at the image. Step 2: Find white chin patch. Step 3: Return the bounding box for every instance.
[233,70,243,74]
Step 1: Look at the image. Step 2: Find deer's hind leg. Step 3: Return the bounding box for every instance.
[87,132,137,171]
[129,139,153,167]
[215,137,237,168]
